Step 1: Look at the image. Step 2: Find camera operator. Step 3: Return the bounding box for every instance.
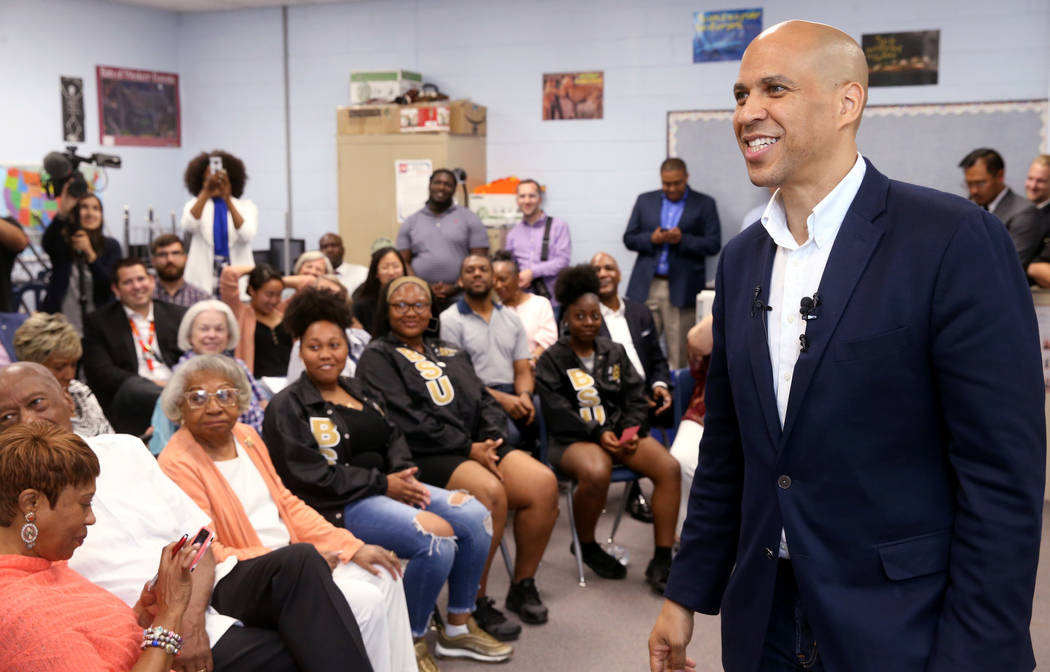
[41,181,122,334]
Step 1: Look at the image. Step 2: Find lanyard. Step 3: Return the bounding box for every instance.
[129,318,158,373]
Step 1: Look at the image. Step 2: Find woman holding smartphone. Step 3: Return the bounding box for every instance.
[535,265,680,593]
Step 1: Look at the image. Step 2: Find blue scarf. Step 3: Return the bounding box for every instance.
[212,197,230,260]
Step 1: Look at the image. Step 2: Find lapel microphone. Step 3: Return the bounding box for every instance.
[751,285,772,318]
[799,292,821,321]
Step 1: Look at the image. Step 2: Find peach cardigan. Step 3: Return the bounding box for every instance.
[158,423,364,564]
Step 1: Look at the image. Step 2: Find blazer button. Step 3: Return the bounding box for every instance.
[777,475,792,489]
[765,547,774,559]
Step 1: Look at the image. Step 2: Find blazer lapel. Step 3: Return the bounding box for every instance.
[779,163,889,449]
[746,235,782,449]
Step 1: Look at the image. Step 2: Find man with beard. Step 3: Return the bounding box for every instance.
[151,234,210,307]
[397,169,489,313]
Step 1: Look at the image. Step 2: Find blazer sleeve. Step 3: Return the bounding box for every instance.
[925,210,1045,671]
[676,195,722,259]
[635,304,671,387]
[356,346,473,456]
[81,310,134,401]
[180,198,204,235]
[1007,206,1045,268]
[262,393,388,508]
[535,349,605,443]
[663,255,745,614]
[623,195,655,254]
[230,197,258,245]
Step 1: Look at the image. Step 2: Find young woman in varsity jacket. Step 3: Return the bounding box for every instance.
[535,265,680,594]
[356,276,558,644]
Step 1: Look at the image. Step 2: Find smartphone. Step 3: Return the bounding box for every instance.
[618,425,641,444]
[188,527,215,572]
[209,155,224,174]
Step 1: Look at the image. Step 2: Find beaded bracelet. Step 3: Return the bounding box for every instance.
[140,626,183,656]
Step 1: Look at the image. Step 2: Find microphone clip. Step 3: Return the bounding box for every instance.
[751,285,772,318]
[799,292,821,321]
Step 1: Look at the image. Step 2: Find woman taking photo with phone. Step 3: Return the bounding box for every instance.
[535,265,680,593]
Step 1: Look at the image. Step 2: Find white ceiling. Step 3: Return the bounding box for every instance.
[105,0,358,12]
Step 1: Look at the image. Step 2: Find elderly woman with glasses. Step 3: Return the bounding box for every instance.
[12,312,113,437]
[356,276,558,645]
[157,354,415,672]
[0,421,198,672]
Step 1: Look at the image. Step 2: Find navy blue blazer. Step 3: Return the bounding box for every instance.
[665,161,1045,672]
[597,297,670,390]
[622,188,721,308]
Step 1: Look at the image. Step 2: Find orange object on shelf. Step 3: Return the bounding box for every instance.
[473,176,546,194]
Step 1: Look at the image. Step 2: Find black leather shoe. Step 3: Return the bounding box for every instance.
[574,542,627,580]
[645,554,672,594]
[505,578,548,624]
[627,482,654,523]
[474,596,521,641]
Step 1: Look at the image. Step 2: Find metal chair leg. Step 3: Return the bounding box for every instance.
[565,482,587,587]
[607,480,634,543]
[499,538,514,579]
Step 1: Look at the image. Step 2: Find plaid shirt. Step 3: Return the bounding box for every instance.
[153,281,211,308]
[175,351,266,432]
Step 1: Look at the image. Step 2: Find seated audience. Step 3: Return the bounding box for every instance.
[294,250,334,277]
[181,150,258,294]
[0,215,28,312]
[668,315,713,538]
[13,312,112,437]
[41,190,122,335]
[491,251,557,364]
[397,169,489,314]
[150,234,210,307]
[0,362,375,672]
[535,265,680,593]
[220,264,298,378]
[284,287,370,381]
[149,300,268,453]
[357,276,558,642]
[440,254,538,452]
[82,257,186,436]
[503,179,571,299]
[321,232,369,293]
[158,355,414,672]
[0,311,28,365]
[0,421,196,672]
[353,246,409,336]
[266,287,507,668]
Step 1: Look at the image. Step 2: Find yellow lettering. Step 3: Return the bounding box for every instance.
[415,360,443,381]
[426,376,455,406]
[310,418,340,463]
[567,368,594,391]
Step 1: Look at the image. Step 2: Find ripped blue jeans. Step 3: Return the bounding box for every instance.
[343,484,492,637]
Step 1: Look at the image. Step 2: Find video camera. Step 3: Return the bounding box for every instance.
[42,146,122,199]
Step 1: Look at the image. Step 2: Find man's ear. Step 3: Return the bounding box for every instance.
[837,81,865,130]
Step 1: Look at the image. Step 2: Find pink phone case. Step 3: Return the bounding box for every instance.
[619,425,641,444]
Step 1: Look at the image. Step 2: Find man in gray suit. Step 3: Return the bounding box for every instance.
[959,148,1044,267]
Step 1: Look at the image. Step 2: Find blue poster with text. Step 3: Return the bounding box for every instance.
[693,8,762,63]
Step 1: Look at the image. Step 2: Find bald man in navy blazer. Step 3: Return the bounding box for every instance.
[649,20,1045,672]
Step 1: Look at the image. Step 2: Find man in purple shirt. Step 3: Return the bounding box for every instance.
[503,179,571,300]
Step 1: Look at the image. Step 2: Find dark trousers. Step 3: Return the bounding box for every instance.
[759,560,825,672]
[109,375,162,436]
[209,543,374,672]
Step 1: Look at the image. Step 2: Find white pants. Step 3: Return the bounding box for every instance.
[331,561,415,672]
[669,419,704,538]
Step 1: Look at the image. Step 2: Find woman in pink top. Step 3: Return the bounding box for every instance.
[491,251,558,364]
[0,422,197,672]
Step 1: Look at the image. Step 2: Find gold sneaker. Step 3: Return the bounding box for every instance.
[415,639,440,672]
[434,616,513,663]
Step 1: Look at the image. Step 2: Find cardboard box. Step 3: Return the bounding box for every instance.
[400,100,487,136]
[337,105,401,135]
[469,193,520,227]
[349,70,422,104]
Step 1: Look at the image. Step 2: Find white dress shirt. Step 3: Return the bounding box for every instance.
[336,262,369,294]
[600,297,668,390]
[761,153,867,557]
[123,303,173,382]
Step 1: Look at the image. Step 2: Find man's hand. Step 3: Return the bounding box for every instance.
[491,389,535,423]
[650,386,672,415]
[518,268,535,288]
[470,438,504,479]
[351,544,403,580]
[651,228,668,245]
[174,618,214,672]
[649,599,697,672]
[664,227,683,245]
[385,467,431,508]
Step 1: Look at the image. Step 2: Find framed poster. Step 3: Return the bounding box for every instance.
[96,65,181,147]
[542,71,604,120]
[862,30,940,87]
[693,8,763,63]
[61,76,85,143]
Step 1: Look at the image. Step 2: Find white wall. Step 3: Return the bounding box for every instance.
[3,0,1049,271]
[0,0,184,249]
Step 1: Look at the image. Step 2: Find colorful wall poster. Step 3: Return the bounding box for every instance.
[96,65,181,147]
[0,165,102,231]
[862,30,940,87]
[693,8,762,63]
[61,76,85,143]
[542,72,604,121]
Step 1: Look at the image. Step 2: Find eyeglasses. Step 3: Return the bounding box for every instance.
[391,301,430,315]
[182,388,239,409]
[153,250,185,260]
